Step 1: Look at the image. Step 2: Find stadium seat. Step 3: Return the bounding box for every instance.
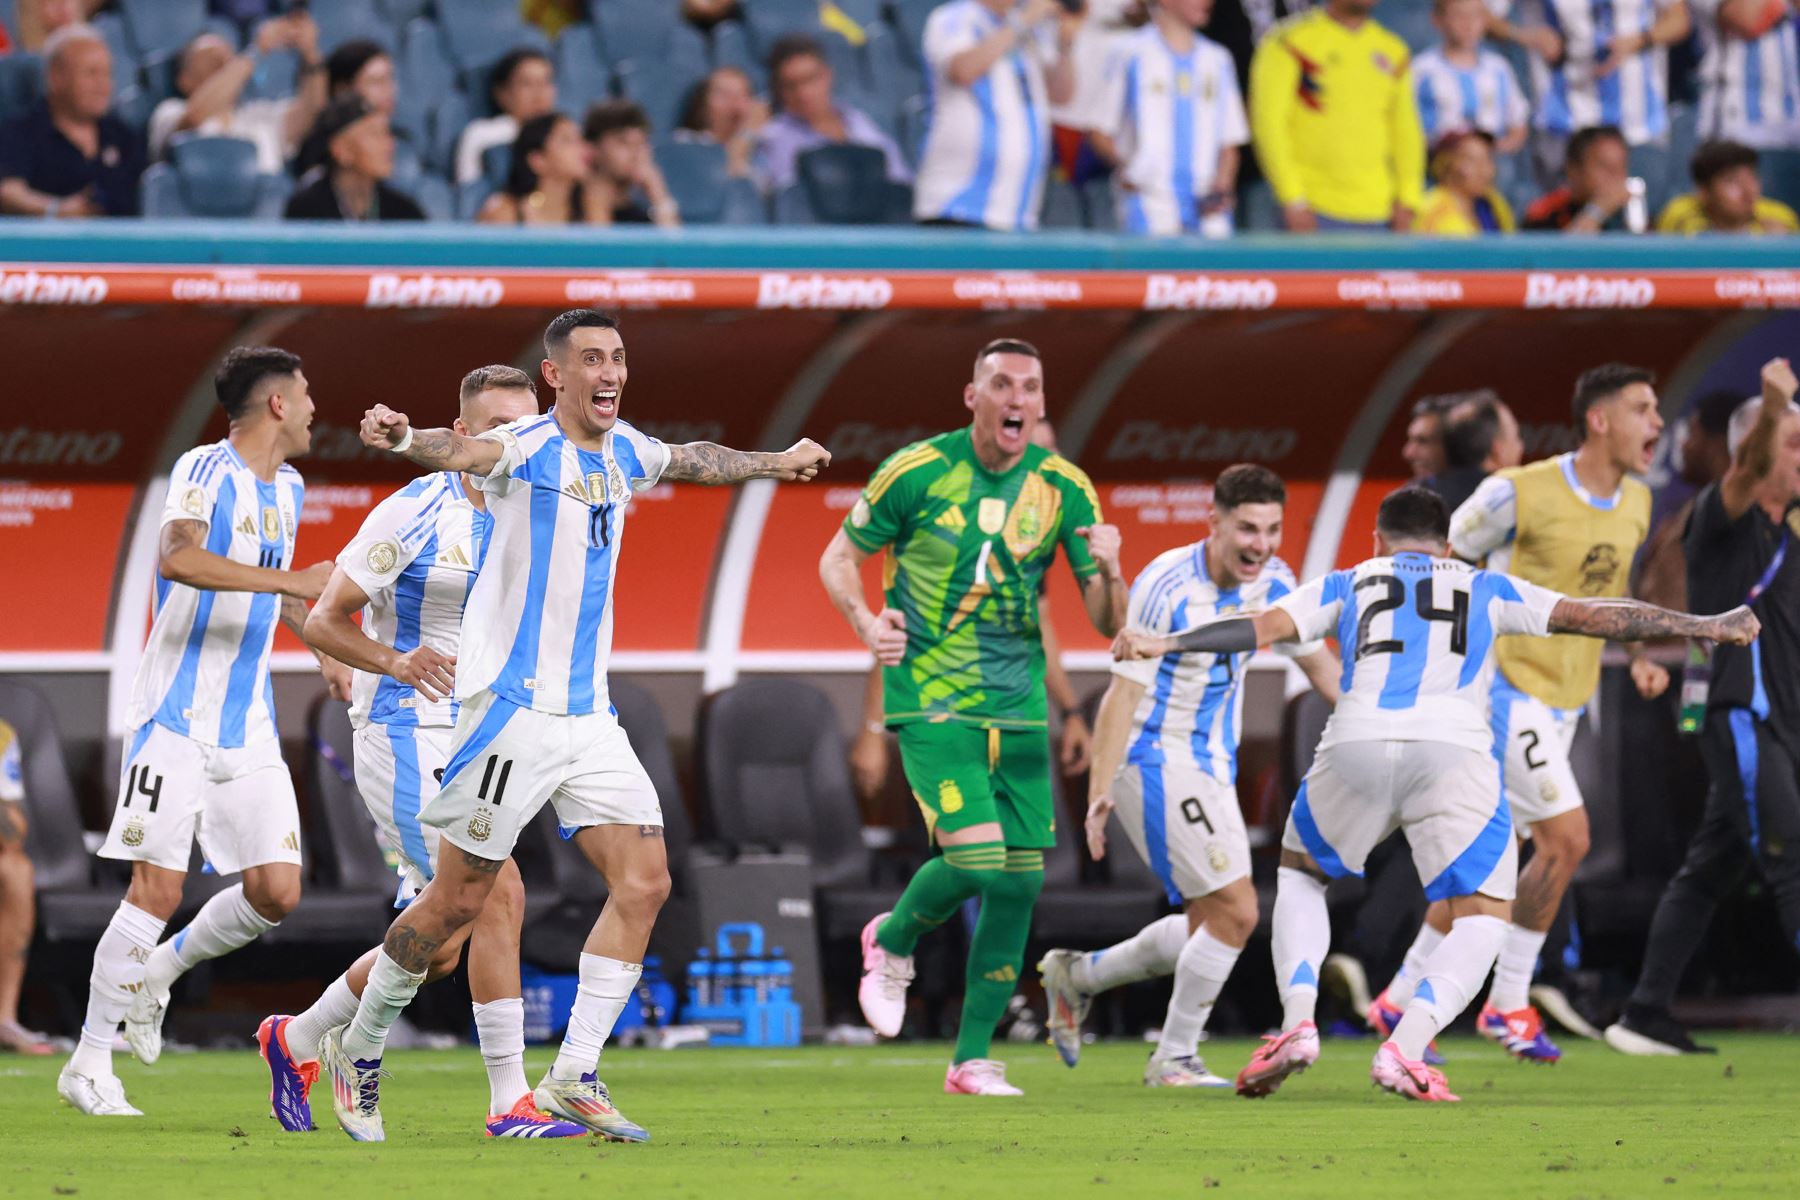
[721,177,767,225]
[1041,177,1084,229]
[833,0,885,31]
[891,0,939,70]
[455,178,494,221]
[118,0,208,62]
[144,136,291,219]
[1238,178,1283,232]
[379,0,431,25]
[743,0,827,56]
[1079,177,1116,230]
[656,138,730,223]
[615,59,692,138]
[862,23,922,135]
[481,141,511,189]
[397,14,457,111]
[436,0,551,76]
[0,53,43,124]
[429,89,473,177]
[91,13,140,101]
[709,18,769,93]
[390,135,423,187]
[1384,3,1437,53]
[771,182,817,224]
[307,0,398,55]
[407,175,455,221]
[1762,149,1800,209]
[591,0,681,66]
[553,22,612,119]
[1630,140,1678,219]
[796,143,891,223]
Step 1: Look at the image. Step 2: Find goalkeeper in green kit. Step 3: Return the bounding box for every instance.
[818,339,1128,1096]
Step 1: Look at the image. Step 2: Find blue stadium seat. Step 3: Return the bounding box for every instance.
[481,141,511,189]
[428,89,473,176]
[379,0,431,24]
[1040,177,1083,229]
[0,53,43,124]
[308,0,398,55]
[1079,177,1115,230]
[591,0,681,65]
[119,0,208,62]
[1238,178,1283,232]
[722,177,766,225]
[709,19,768,93]
[744,0,826,56]
[91,13,141,99]
[398,16,455,106]
[655,138,730,222]
[436,0,551,78]
[797,142,891,223]
[555,23,612,118]
[1494,149,1536,220]
[1761,150,1800,209]
[891,0,939,71]
[1385,3,1438,54]
[833,0,885,31]
[144,135,290,218]
[863,23,922,128]
[406,175,454,222]
[1630,140,1678,216]
[772,183,816,224]
[390,136,423,188]
[615,59,692,137]
[456,178,494,221]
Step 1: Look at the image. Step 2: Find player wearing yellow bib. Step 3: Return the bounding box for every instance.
[1368,364,1665,1063]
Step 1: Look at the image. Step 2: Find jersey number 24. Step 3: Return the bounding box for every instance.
[1353,574,1470,660]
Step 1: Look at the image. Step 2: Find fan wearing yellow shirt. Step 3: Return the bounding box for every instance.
[1655,139,1799,235]
[1416,129,1517,235]
[1250,0,1427,231]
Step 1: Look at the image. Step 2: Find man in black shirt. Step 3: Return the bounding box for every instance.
[1606,358,1800,1055]
[0,24,144,217]
[1423,391,1523,515]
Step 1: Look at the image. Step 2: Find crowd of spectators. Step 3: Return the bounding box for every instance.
[2,0,1799,234]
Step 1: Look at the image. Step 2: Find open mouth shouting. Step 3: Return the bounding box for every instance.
[997,411,1027,451]
[592,386,620,422]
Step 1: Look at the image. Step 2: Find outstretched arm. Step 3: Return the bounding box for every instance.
[1112,608,1301,660]
[359,404,503,476]
[1548,598,1760,645]
[663,438,830,485]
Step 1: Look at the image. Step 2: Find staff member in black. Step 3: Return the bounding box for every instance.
[1606,358,1800,1056]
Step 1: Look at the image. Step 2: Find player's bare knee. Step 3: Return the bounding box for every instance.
[1220,893,1261,943]
[126,866,185,920]
[244,876,301,921]
[425,929,470,983]
[613,865,671,919]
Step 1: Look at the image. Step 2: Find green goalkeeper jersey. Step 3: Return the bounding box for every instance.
[842,427,1103,730]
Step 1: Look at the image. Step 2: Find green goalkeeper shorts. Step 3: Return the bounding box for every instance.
[895,721,1056,850]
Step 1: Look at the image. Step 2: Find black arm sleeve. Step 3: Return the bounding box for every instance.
[1169,616,1260,656]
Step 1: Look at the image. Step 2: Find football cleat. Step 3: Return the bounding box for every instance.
[1530,983,1604,1040]
[1366,991,1445,1066]
[256,1014,318,1132]
[1371,1041,1459,1102]
[123,987,168,1066]
[1478,1003,1561,1063]
[1144,1053,1231,1088]
[321,1026,388,1142]
[1603,1005,1717,1057]
[1234,1021,1321,1098]
[485,1094,591,1139]
[1321,952,1373,1016]
[944,1058,1023,1096]
[1037,949,1092,1068]
[534,1071,649,1142]
[857,913,914,1039]
[57,1067,142,1116]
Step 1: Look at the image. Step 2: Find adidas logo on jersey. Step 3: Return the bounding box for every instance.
[279,832,300,853]
[438,545,471,568]
[935,507,966,532]
[983,965,1017,984]
[236,516,257,536]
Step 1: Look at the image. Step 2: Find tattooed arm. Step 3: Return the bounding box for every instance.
[662,438,831,485]
[160,519,333,598]
[358,403,504,476]
[1548,598,1760,645]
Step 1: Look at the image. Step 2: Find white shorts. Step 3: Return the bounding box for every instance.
[100,722,303,875]
[353,722,456,895]
[1110,759,1250,904]
[1282,739,1518,903]
[1491,678,1585,831]
[422,690,661,862]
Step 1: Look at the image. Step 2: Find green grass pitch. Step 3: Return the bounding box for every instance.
[6,1035,1798,1198]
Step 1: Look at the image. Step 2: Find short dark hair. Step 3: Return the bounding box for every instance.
[1566,125,1627,169]
[459,364,536,406]
[678,66,749,133]
[544,309,621,359]
[974,338,1040,371]
[1442,394,1503,470]
[489,46,551,109]
[1376,486,1451,546]
[1693,388,1743,437]
[506,112,570,197]
[769,33,828,90]
[1572,363,1655,432]
[214,346,303,421]
[584,98,651,142]
[1691,138,1760,187]
[326,39,387,93]
[1213,464,1287,512]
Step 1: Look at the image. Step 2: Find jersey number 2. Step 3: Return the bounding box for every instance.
[1354,575,1470,661]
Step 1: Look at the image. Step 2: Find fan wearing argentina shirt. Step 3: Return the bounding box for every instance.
[1090,0,1251,236]
[59,347,336,1118]
[1115,486,1759,1103]
[319,309,830,1144]
[1039,465,1340,1089]
[251,365,587,1141]
[913,0,1078,230]
[1690,0,1800,149]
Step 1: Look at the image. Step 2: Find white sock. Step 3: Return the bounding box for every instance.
[1069,914,1187,993]
[285,972,360,1064]
[1486,923,1547,1013]
[1155,929,1240,1060]
[472,997,530,1115]
[552,954,640,1081]
[70,902,166,1078]
[1384,922,1447,1008]
[1272,867,1329,1031]
[143,884,277,1002]
[339,950,426,1063]
[1392,914,1509,1060]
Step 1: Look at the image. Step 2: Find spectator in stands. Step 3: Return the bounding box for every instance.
[1636,388,1743,613]
[454,47,557,187]
[1249,0,1425,232]
[6,0,99,53]
[1488,0,1692,185]
[1090,0,1247,236]
[1415,129,1517,234]
[583,99,680,227]
[1522,124,1635,232]
[1691,0,1800,149]
[1046,0,1143,189]
[913,0,1078,230]
[478,112,599,225]
[148,13,326,176]
[284,95,423,221]
[0,718,48,1055]
[1412,0,1528,152]
[0,24,143,217]
[682,0,743,26]
[677,67,768,181]
[1423,391,1523,512]
[1657,139,1800,233]
[1402,394,1455,480]
[293,40,398,177]
[756,34,910,195]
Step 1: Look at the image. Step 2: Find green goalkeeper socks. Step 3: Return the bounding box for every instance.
[875,842,1006,957]
[953,850,1045,1065]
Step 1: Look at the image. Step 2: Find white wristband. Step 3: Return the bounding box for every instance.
[390,426,414,454]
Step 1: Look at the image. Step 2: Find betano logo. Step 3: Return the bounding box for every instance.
[1524,273,1655,309]
[1142,273,1278,310]
[0,269,107,305]
[756,272,893,309]
[1104,420,1297,463]
[365,273,504,308]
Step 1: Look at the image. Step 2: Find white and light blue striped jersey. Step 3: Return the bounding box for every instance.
[913,0,1054,230]
[1101,24,1248,235]
[1113,544,1320,780]
[1411,46,1531,139]
[1691,0,1800,149]
[126,441,304,748]
[339,472,493,731]
[457,414,668,716]
[0,719,22,802]
[1501,0,1680,142]
[1275,552,1562,753]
